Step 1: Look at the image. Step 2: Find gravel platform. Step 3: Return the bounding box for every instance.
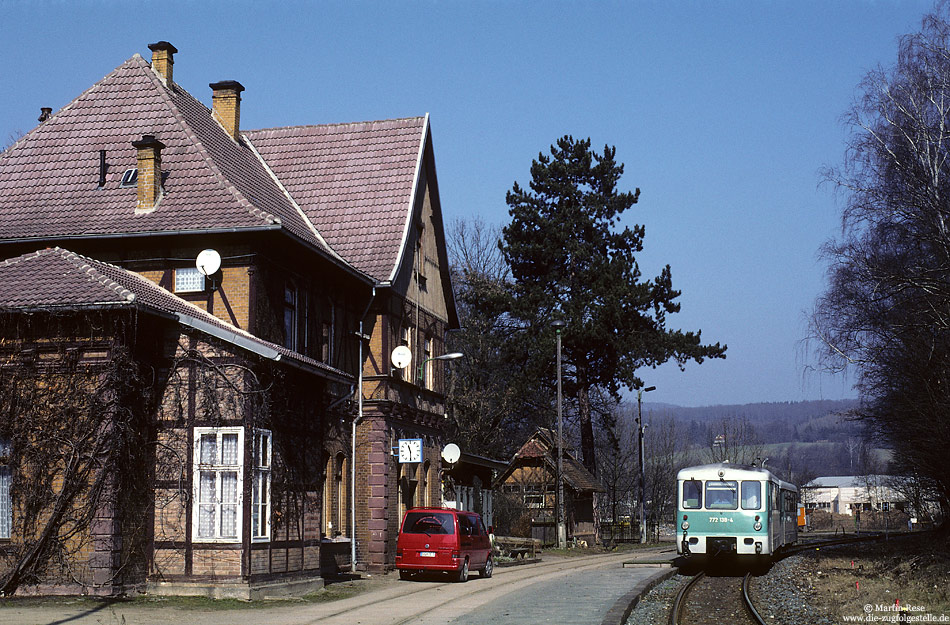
[625,555,837,625]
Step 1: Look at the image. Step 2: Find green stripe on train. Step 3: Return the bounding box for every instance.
[678,509,763,535]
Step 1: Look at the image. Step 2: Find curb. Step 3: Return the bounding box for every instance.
[600,567,679,625]
[496,557,541,568]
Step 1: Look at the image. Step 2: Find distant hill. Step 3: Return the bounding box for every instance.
[643,399,859,425]
[640,399,874,482]
[643,399,860,444]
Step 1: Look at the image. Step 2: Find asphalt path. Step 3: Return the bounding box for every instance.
[0,549,674,625]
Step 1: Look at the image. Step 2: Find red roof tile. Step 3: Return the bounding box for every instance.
[0,55,345,269]
[245,118,426,281]
[501,428,604,493]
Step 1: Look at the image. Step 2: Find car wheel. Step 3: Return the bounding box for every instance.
[480,555,493,578]
[456,559,469,583]
[399,570,413,581]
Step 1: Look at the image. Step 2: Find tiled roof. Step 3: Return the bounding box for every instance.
[245,118,426,281]
[562,456,606,493]
[498,427,604,493]
[0,248,135,308]
[0,55,346,269]
[0,248,352,383]
[804,476,892,489]
[516,439,549,459]
[0,49,434,284]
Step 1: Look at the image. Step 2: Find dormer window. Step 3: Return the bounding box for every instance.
[120,168,138,188]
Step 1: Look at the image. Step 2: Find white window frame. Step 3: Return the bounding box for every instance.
[400,325,411,379]
[423,337,433,389]
[321,321,331,364]
[193,427,244,543]
[284,283,298,351]
[0,438,11,540]
[175,267,205,293]
[250,430,272,542]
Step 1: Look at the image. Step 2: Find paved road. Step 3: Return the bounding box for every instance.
[446,562,664,625]
[0,549,674,625]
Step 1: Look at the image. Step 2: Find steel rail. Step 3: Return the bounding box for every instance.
[742,572,767,625]
[669,571,705,625]
[780,532,889,558]
[671,534,898,625]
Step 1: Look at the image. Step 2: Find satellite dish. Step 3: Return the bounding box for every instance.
[391,345,412,369]
[441,443,461,464]
[196,249,222,276]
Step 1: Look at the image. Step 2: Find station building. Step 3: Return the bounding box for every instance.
[0,42,457,596]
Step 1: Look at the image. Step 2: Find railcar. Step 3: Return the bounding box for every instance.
[676,463,798,559]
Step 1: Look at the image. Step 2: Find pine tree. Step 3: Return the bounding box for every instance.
[501,136,726,475]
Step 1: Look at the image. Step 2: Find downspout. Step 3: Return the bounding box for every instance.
[352,285,376,572]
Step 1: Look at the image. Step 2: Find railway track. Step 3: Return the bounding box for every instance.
[669,571,765,625]
[782,531,890,557]
[670,533,893,625]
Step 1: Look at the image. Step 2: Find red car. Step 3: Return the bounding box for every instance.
[395,507,493,582]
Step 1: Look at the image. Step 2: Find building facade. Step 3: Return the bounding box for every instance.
[495,428,604,546]
[0,41,457,595]
[801,475,907,516]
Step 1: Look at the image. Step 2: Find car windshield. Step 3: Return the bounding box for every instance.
[403,512,455,535]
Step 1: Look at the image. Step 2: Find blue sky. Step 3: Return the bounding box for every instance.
[0,0,934,407]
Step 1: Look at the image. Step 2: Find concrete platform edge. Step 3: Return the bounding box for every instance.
[600,566,678,625]
[146,576,325,600]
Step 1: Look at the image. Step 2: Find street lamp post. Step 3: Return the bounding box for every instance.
[417,352,464,387]
[551,319,567,550]
[637,385,656,544]
[418,351,462,513]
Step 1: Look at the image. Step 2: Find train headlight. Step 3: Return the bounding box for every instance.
[681,521,690,531]
[753,521,762,531]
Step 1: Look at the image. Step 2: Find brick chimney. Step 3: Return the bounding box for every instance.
[131,134,164,213]
[210,81,245,141]
[148,41,178,85]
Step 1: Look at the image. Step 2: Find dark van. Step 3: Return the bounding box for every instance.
[395,507,493,582]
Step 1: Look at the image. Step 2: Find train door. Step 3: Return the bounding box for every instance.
[769,481,780,549]
[784,490,799,546]
[779,485,786,545]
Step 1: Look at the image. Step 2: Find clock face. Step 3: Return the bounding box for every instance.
[398,438,422,463]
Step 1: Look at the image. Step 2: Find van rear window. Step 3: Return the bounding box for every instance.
[403,512,455,535]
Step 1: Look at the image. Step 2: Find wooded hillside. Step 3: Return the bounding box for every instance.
[640,399,874,480]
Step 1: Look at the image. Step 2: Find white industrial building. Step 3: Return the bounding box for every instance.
[801,475,906,516]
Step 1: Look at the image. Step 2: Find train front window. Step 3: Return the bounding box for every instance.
[741,481,761,510]
[705,480,738,510]
[682,480,702,509]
